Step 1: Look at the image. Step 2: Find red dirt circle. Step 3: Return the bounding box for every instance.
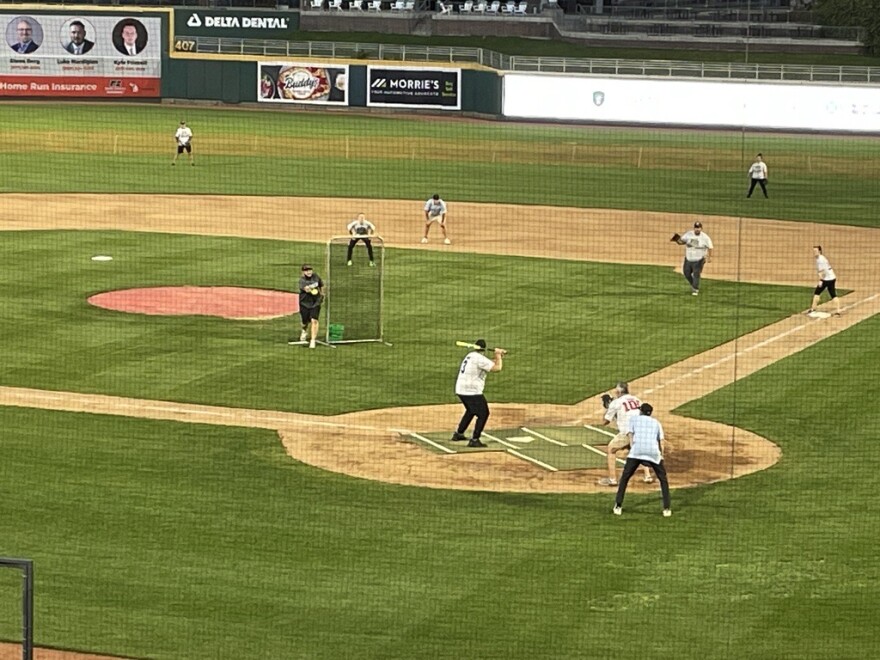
[88,286,299,320]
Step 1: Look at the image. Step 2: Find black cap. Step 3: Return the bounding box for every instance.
[180,120,186,124]
[640,403,654,416]
[301,264,313,271]
[475,339,487,350]
[432,194,440,200]
[694,221,702,228]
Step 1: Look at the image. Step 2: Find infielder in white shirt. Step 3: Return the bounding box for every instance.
[807,245,841,316]
[451,339,506,448]
[613,403,671,517]
[172,121,194,166]
[422,194,451,245]
[598,382,653,486]
[747,153,769,199]
[346,213,376,266]
[672,221,714,296]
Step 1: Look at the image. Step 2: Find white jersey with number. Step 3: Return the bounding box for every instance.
[680,231,714,262]
[748,161,768,180]
[455,351,494,396]
[816,254,836,281]
[424,198,447,218]
[175,126,193,145]
[347,218,375,235]
[604,393,643,434]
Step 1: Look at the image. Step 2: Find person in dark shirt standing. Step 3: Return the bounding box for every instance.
[293,264,324,349]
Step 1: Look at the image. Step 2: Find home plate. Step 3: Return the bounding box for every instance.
[91,255,113,262]
[808,311,831,319]
[505,436,535,443]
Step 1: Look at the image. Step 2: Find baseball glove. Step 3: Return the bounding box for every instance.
[601,393,613,409]
[670,233,681,242]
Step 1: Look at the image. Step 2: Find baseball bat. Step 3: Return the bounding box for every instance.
[455,341,507,353]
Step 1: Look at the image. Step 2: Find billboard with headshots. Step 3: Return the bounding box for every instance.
[0,13,162,97]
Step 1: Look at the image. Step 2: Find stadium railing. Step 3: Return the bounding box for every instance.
[185,36,880,83]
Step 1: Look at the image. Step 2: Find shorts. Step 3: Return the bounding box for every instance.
[814,279,837,298]
[300,305,321,324]
[425,215,444,224]
[608,432,631,452]
[177,143,192,154]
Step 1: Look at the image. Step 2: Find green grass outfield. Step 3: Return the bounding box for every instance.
[1,319,878,659]
[0,103,878,658]
[1,104,879,227]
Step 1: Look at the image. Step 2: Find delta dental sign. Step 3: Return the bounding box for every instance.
[176,10,298,38]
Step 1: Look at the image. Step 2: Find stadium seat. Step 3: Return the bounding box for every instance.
[502,0,515,12]
[368,0,382,10]
[514,0,528,14]
[474,0,487,11]
[391,0,405,9]
[404,0,416,8]
[349,0,364,8]
[487,0,501,12]
[329,0,344,9]
[310,0,324,8]
[460,0,474,11]
[439,0,452,11]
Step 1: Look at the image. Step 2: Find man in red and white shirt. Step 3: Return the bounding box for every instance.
[598,382,653,486]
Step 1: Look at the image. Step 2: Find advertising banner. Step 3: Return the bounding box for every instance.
[1,13,161,97]
[367,67,460,109]
[503,73,880,133]
[258,62,348,106]
[175,10,298,40]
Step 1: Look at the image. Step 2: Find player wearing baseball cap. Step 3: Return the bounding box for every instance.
[450,339,506,447]
[292,264,324,349]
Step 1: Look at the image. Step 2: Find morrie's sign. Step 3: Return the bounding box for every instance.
[174,9,298,39]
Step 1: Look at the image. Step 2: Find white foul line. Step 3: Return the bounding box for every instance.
[482,432,517,449]
[583,424,615,438]
[640,293,880,396]
[521,427,568,446]
[409,432,456,454]
[506,449,559,472]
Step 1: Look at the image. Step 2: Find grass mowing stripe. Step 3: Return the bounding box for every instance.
[520,426,568,446]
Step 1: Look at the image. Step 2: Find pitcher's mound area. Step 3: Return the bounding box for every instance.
[88,286,298,320]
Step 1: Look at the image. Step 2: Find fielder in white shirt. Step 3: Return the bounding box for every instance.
[172,121,194,166]
[747,153,769,199]
[451,339,506,448]
[598,382,653,486]
[422,194,451,245]
[673,221,714,296]
[807,245,841,316]
[613,403,672,517]
[346,214,376,266]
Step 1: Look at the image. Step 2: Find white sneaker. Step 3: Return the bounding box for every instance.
[420,237,428,244]
[309,340,316,349]
[692,290,699,296]
[299,330,308,342]
[598,477,618,487]
[444,238,451,245]
[613,506,622,516]
[662,509,672,518]
[643,475,654,484]
[346,260,352,266]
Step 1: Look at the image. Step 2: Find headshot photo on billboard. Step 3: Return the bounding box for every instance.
[112,18,148,56]
[60,17,96,55]
[6,15,42,54]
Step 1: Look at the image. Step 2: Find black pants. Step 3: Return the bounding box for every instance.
[456,394,490,440]
[615,457,671,510]
[683,258,705,291]
[747,178,768,198]
[347,238,374,262]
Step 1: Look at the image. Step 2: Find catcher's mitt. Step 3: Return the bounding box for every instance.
[601,393,613,409]
[670,233,681,242]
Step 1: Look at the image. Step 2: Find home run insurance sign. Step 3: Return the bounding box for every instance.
[367,67,460,110]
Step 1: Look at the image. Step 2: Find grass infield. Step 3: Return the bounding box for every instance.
[1,104,879,227]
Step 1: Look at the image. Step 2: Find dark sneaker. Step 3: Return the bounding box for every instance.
[450,432,468,442]
[467,439,487,448]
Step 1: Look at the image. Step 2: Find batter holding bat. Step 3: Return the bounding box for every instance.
[451,339,506,448]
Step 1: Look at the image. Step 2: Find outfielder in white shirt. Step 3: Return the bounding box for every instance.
[747,153,768,198]
[599,382,653,486]
[808,245,841,316]
[172,121,194,166]
[422,194,450,245]
[451,339,506,448]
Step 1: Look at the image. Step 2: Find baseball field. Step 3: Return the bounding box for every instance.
[0,102,879,659]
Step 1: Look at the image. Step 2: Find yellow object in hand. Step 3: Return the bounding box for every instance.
[311,288,319,295]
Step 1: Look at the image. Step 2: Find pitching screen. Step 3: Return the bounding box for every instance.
[326,237,384,343]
